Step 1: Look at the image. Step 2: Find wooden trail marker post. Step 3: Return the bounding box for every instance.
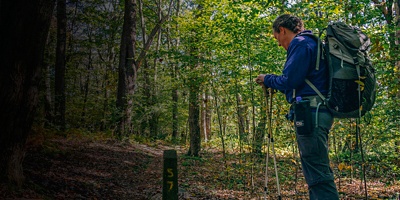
[163,150,178,200]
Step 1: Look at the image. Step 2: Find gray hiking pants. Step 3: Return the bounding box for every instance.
[296,111,339,200]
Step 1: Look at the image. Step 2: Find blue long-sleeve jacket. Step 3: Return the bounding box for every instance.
[263,30,329,103]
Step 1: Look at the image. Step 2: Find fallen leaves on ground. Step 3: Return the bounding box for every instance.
[0,135,399,199]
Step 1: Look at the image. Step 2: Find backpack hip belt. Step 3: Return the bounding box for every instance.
[302,95,325,108]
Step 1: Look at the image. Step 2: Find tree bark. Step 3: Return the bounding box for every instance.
[116,0,137,137]
[0,0,55,186]
[55,0,67,131]
[188,81,201,157]
[186,3,203,157]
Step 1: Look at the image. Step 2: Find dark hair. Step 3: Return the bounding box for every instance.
[272,14,304,34]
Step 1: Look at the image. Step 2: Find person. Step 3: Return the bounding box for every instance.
[255,14,339,199]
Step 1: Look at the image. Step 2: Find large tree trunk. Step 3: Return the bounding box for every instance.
[55,0,66,131]
[116,0,137,137]
[0,0,55,186]
[188,81,201,157]
[187,3,203,157]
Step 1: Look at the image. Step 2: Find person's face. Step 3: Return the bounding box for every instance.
[273,26,291,50]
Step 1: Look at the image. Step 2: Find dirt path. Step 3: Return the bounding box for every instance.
[1,136,399,199]
[1,137,177,199]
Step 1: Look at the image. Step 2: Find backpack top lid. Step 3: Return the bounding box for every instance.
[327,22,371,56]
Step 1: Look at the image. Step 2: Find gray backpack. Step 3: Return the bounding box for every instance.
[301,22,377,118]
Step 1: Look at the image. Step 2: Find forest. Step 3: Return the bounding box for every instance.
[0,0,399,199]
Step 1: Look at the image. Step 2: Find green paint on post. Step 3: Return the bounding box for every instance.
[163,150,178,200]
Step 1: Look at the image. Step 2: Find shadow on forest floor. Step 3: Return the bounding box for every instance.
[0,134,399,199]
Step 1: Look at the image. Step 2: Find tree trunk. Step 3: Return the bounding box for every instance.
[235,79,246,154]
[55,0,67,131]
[116,0,137,137]
[171,0,181,140]
[138,0,150,136]
[205,92,211,141]
[236,92,246,145]
[254,89,266,157]
[188,82,201,157]
[172,87,179,139]
[201,92,211,142]
[0,0,55,186]
[201,93,207,142]
[101,68,109,131]
[186,2,203,157]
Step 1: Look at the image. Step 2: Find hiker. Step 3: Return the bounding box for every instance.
[255,14,339,199]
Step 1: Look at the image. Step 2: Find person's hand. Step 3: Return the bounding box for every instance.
[255,74,266,86]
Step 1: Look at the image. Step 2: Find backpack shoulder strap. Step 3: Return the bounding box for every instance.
[297,32,322,70]
[305,79,326,101]
[299,32,327,100]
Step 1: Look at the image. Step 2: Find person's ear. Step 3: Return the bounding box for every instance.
[279,26,285,34]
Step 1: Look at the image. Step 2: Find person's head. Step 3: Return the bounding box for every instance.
[272,14,304,50]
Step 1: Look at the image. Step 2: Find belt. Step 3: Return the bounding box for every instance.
[302,95,325,108]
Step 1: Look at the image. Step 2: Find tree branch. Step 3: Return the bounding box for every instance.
[135,0,173,70]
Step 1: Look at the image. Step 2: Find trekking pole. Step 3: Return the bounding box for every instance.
[263,85,270,200]
[357,75,368,199]
[262,86,281,200]
[357,118,368,199]
[268,88,281,200]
